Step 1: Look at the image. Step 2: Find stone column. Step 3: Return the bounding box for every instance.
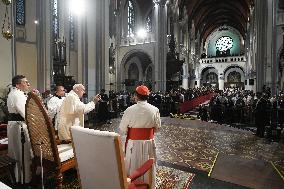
[218,76,224,91]
[153,0,167,91]
[280,27,284,90]
[77,10,86,85]
[182,63,188,89]
[182,75,188,89]
[36,0,52,91]
[196,78,200,88]
[189,78,195,88]
[270,0,278,95]
[36,0,45,91]
[84,0,109,96]
[255,0,267,92]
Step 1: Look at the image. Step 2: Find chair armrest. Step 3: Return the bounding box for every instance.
[128,158,154,181]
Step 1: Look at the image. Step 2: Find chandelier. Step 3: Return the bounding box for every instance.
[1,0,13,40]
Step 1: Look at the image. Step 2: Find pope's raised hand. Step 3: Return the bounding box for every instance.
[93,94,101,104]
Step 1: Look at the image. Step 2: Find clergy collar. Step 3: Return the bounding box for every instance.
[12,87,25,93]
[55,95,62,99]
[137,100,147,104]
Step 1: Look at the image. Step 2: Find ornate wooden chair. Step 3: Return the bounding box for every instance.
[25,92,75,189]
[71,126,154,189]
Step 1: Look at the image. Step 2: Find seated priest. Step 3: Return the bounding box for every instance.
[119,85,161,188]
[57,84,101,142]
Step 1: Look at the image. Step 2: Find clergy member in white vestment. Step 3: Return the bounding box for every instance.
[57,84,101,141]
[47,85,66,130]
[7,75,32,184]
[119,85,161,188]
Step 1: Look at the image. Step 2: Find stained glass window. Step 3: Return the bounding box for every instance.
[216,36,233,52]
[127,0,135,36]
[16,0,25,25]
[52,0,59,39]
[146,11,152,32]
[69,13,75,49]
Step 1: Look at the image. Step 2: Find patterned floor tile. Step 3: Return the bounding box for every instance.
[91,117,284,175]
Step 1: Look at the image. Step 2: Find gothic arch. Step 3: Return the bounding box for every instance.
[223,66,245,88]
[223,65,245,82]
[145,64,154,81]
[277,45,284,90]
[125,58,143,81]
[120,49,153,84]
[200,66,217,76]
[127,63,140,80]
[200,66,219,87]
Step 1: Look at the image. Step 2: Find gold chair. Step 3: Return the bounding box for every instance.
[71,126,154,189]
[25,92,75,189]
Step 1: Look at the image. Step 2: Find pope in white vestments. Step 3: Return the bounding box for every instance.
[119,85,161,188]
[57,84,101,141]
[7,75,32,184]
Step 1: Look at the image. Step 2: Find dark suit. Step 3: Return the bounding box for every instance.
[254,97,267,137]
[97,93,109,123]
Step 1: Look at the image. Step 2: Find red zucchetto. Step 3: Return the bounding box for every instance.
[136,85,150,96]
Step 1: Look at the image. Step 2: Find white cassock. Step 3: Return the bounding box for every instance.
[57,90,96,140]
[7,87,32,183]
[47,95,65,130]
[119,100,161,188]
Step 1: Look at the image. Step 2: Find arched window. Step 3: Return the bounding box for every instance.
[69,13,75,49]
[227,71,241,82]
[146,11,152,33]
[127,0,135,36]
[146,66,153,81]
[52,0,59,39]
[206,72,218,83]
[128,63,139,80]
[16,0,25,25]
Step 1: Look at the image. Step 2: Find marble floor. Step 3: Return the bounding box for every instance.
[91,117,284,188]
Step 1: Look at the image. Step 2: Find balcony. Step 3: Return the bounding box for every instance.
[200,56,246,64]
[120,33,155,46]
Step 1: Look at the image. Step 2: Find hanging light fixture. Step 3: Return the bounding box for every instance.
[1,0,13,40]
[2,0,11,5]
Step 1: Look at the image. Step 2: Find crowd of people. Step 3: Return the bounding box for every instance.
[6,74,283,187]
[6,74,161,187]
[86,86,215,120]
[200,87,284,138]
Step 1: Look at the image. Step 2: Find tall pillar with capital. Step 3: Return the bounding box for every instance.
[153,0,167,91]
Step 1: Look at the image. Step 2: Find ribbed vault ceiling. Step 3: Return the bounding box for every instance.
[181,0,254,41]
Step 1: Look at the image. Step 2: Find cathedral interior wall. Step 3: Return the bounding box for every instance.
[15,42,37,89]
[0,4,12,92]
